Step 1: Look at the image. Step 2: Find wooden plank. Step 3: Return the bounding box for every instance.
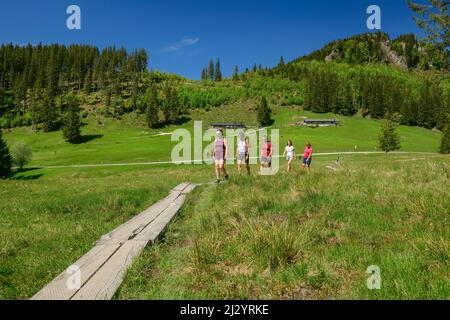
[134,194,187,243]
[31,182,194,300]
[31,242,121,300]
[96,183,189,244]
[71,240,147,300]
[71,186,194,299]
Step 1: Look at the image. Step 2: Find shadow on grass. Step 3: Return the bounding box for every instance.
[9,168,43,180]
[174,116,191,126]
[74,134,104,144]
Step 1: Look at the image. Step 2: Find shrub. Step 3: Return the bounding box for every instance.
[12,142,32,171]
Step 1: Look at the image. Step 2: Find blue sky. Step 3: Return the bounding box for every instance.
[0,0,424,79]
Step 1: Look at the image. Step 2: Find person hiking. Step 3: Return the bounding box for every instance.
[302,142,313,170]
[282,140,295,172]
[212,129,229,183]
[260,137,272,173]
[236,133,250,176]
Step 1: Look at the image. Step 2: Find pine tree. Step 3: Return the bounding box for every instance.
[407,0,449,47]
[208,59,215,81]
[440,123,450,154]
[378,117,401,153]
[162,83,180,124]
[201,68,207,81]
[278,56,285,70]
[145,82,159,128]
[0,130,12,178]
[214,59,222,82]
[341,82,357,116]
[42,89,57,132]
[232,65,239,81]
[257,96,271,127]
[62,94,82,143]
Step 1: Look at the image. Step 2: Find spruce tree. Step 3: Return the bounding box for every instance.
[378,117,401,153]
[440,122,450,154]
[62,94,82,143]
[42,90,57,132]
[257,96,271,127]
[232,66,239,81]
[341,82,357,116]
[146,83,159,128]
[407,0,449,47]
[0,130,12,178]
[201,68,207,81]
[208,59,215,81]
[214,59,222,82]
[162,83,180,124]
[278,56,285,70]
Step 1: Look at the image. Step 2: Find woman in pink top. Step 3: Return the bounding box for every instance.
[302,142,313,170]
[212,129,229,183]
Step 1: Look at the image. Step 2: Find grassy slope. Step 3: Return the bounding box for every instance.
[0,104,447,299]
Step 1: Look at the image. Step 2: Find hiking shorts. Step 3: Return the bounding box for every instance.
[237,152,247,162]
[302,156,312,166]
[261,156,271,165]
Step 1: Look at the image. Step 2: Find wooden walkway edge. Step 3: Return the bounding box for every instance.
[31,182,196,300]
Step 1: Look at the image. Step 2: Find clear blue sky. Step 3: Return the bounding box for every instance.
[0,0,424,79]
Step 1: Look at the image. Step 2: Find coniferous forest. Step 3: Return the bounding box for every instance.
[0,32,448,134]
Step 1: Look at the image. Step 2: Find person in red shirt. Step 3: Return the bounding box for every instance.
[302,142,313,170]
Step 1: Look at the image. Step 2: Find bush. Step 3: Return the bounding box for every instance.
[440,124,450,154]
[12,142,32,171]
[11,115,22,128]
[1,117,11,129]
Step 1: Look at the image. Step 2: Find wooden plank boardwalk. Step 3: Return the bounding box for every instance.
[31,182,196,300]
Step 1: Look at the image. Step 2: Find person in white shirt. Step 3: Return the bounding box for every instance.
[236,133,250,176]
[282,140,295,173]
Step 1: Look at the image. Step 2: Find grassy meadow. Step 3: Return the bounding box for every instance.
[2,105,442,168]
[0,104,448,299]
[115,154,450,300]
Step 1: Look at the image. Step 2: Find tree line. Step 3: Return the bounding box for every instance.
[302,66,448,131]
[0,43,148,130]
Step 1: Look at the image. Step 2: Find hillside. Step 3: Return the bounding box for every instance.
[291,32,449,71]
[0,33,448,139]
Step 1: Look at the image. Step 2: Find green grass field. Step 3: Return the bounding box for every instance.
[0,104,448,299]
[2,105,442,168]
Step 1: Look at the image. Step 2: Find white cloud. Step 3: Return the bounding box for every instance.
[162,37,199,53]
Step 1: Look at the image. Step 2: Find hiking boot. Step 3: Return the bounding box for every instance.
[215,179,220,184]
[224,174,229,181]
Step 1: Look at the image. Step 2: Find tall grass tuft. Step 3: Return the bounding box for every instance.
[248,221,307,270]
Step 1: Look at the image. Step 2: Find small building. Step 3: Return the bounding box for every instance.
[210,122,245,129]
[303,118,338,127]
